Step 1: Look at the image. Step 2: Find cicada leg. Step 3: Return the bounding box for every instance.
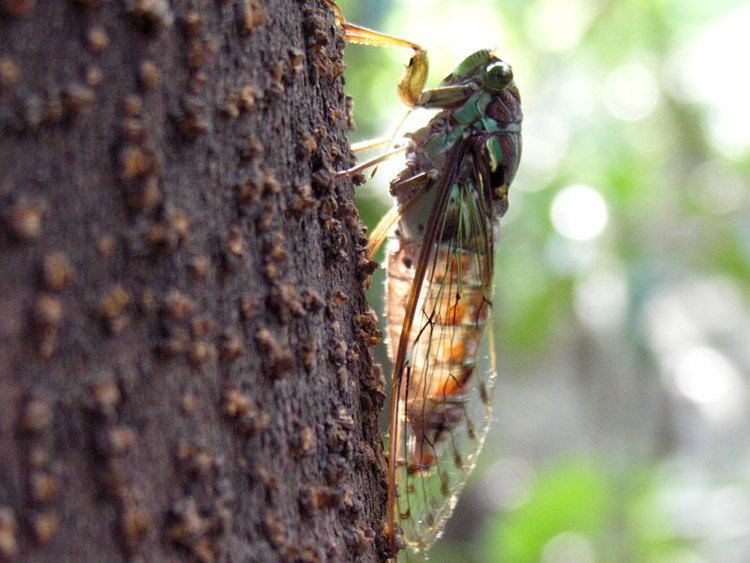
[323,1,430,181]
[350,136,393,153]
[322,0,429,107]
[335,144,408,178]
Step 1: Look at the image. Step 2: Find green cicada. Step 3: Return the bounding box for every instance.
[325,1,522,557]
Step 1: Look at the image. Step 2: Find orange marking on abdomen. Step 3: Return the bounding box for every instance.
[386,237,493,473]
[431,365,473,398]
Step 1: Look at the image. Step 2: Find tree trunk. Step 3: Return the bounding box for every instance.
[0,1,386,561]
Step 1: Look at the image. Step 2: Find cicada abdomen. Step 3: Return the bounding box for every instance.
[382,50,522,553]
[387,237,491,467]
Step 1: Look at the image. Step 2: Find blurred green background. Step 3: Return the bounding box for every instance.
[337,0,750,561]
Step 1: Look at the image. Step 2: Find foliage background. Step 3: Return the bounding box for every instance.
[337,0,750,561]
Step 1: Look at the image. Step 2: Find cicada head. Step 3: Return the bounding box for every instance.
[433,49,522,129]
[441,49,516,93]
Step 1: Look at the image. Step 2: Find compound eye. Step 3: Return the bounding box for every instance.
[486,61,513,90]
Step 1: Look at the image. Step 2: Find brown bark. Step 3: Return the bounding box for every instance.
[0,1,387,561]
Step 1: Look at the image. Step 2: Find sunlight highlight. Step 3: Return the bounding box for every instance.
[574,269,628,330]
[518,114,569,191]
[666,4,750,158]
[672,346,741,406]
[528,0,598,52]
[602,60,659,121]
[550,185,609,241]
[541,532,596,563]
[389,1,508,81]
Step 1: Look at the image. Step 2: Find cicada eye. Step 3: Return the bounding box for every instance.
[485,61,513,90]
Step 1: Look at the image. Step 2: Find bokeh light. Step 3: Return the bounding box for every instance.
[541,532,596,563]
[602,60,659,121]
[550,185,609,241]
[671,346,741,406]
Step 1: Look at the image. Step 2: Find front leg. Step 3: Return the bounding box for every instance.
[417,84,481,109]
[322,0,429,107]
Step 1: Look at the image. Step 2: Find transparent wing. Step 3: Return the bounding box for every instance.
[367,171,433,261]
[385,140,500,555]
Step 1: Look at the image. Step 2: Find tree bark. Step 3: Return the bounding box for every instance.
[0,1,386,561]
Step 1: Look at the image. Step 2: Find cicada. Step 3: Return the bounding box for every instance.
[324,1,522,557]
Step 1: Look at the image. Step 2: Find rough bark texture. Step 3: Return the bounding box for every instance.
[0,1,387,561]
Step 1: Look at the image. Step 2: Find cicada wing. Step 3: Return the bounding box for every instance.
[367,171,432,261]
[386,139,500,555]
[395,321,499,555]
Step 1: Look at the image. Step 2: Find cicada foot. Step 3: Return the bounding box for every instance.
[381,520,405,562]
